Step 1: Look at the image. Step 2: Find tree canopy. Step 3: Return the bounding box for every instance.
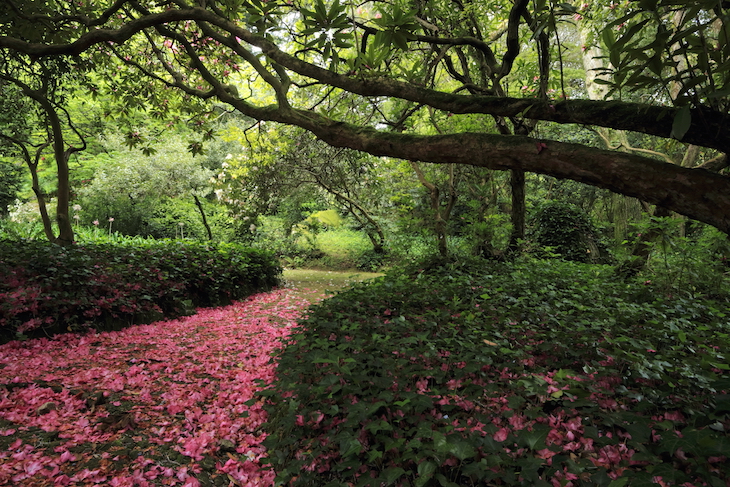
[2,0,730,235]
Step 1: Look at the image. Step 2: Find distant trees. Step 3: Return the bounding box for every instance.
[77,131,222,239]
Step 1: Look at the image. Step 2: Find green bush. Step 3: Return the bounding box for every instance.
[0,239,281,342]
[529,201,612,263]
[630,222,730,299]
[0,219,45,240]
[356,248,387,271]
[260,257,729,486]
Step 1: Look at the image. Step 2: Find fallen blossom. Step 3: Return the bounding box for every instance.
[0,289,314,486]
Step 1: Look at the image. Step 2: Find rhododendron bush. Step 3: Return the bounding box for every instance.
[261,259,730,486]
[0,240,281,342]
[0,289,314,486]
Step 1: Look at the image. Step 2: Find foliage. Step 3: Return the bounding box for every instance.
[0,161,23,216]
[0,220,45,242]
[76,132,222,239]
[249,215,323,267]
[589,0,730,113]
[356,248,388,272]
[260,257,730,486]
[2,1,730,235]
[528,200,612,263]
[216,125,392,253]
[0,239,281,342]
[629,222,730,299]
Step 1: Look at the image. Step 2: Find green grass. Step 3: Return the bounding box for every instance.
[282,268,383,302]
[316,229,373,258]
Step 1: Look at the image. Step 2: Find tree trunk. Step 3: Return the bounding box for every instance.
[42,99,74,245]
[507,167,525,253]
[31,171,56,243]
[19,83,79,245]
[193,194,213,240]
[9,16,730,233]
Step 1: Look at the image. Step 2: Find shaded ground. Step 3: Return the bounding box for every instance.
[0,271,376,486]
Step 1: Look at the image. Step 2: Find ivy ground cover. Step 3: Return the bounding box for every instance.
[0,288,314,486]
[262,259,730,487]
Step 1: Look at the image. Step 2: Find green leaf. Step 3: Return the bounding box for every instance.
[432,430,450,455]
[450,440,476,460]
[392,31,410,50]
[637,0,658,10]
[602,28,616,49]
[670,105,692,140]
[339,437,362,457]
[608,477,630,487]
[519,424,550,450]
[417,460,437,479]
[383,466,406,485]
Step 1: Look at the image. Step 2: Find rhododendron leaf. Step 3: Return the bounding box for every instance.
[608,477,630,487]
[435,473,460,487]
[449,440,476,460]
[623,422,651,443]
[432,430,449,455]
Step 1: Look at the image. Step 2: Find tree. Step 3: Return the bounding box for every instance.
[0,56,87,244]
[78,131,218,239]
[217,123,391,252]
[2,0,730,234]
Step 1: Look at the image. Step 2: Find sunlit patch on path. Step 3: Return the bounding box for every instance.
[0,288,319,486]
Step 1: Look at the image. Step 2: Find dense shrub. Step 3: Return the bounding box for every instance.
[529,201,612,263]
[260,257,729,486]
[628,222,730,299]
[0,239,281,342]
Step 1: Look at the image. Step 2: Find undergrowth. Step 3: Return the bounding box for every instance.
[260,257,730,487]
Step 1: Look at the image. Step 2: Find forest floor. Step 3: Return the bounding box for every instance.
[0,270,379,486]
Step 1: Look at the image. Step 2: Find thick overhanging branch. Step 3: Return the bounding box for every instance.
[5,4,730,233]
[235,29,730,153]
[0,8,204,56]
[275,109,730,233]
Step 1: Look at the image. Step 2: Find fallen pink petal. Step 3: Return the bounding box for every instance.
[0,289,313,486]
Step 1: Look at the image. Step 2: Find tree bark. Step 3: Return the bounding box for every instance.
[507,167,525,253]
[13,86,77,245]
[5,5,730,235]
[193,194,213,240]
[290,112,730,234]
[6,9,730,152]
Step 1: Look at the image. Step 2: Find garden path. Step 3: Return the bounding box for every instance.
[0,270,379,486]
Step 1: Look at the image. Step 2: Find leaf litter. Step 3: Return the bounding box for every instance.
[0,287,321,486]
